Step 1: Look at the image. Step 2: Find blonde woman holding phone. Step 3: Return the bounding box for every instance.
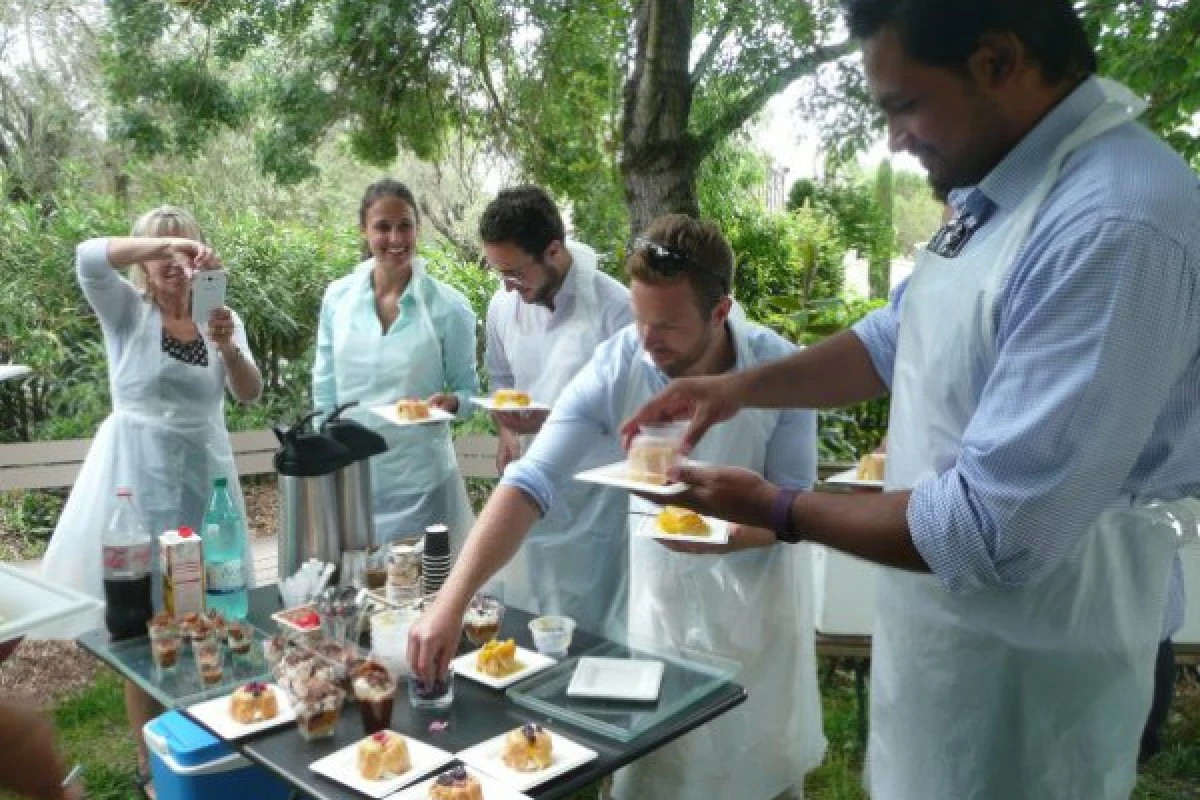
[40,206,261,797]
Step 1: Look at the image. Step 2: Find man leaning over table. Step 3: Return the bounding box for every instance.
[623,1,1200,798]
[410,214,825,800]
[479,185,633,640]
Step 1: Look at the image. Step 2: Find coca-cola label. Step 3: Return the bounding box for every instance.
[103,543,152,578]
[205,560,246,596]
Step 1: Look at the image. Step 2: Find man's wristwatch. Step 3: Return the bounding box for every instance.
[770,487,803,543]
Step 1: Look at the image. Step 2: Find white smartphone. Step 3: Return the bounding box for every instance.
[190,269,228,328]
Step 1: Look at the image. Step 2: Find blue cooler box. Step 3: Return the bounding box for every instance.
[143,711,291,800]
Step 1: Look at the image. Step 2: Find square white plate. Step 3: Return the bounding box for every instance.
[633,511,730,545]
[390,765,532,800]
[368,404,455,427]
[308,731,455,798]
[187,684,296,740]
[573,461,689,496]
[457,727,598,792]
[450,645,557,690]
[824,468,884,490]
[470,396,552,413]
[566,657,665,702]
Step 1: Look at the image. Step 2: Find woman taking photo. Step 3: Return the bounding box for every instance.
[41,206,261,796]
[313,179,478,549]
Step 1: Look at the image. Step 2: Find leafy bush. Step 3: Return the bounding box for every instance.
[0,189,487,441]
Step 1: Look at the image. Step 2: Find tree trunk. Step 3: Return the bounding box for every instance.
[619,0,702,237]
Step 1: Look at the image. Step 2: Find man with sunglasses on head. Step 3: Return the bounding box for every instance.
[478,185,633,639]
[411,214,825,800]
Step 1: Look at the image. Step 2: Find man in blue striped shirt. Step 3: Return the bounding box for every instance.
[625,1,1199,797]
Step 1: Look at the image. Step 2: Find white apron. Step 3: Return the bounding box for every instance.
[869,79,1185,799]
[614,319,825,800]
[328,259,474,552]
[39,300,249,638]
[492,251,629,638]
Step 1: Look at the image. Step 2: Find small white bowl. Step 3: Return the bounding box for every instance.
[529,615,576,658]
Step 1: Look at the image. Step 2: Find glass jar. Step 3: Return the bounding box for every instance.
[386,542,422,606]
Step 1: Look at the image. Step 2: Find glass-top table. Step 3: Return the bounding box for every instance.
[79,586,746,800]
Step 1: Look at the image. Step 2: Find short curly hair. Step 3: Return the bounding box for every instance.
[478,185,566,257]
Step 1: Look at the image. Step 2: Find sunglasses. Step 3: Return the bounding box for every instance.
[632,237,729,294]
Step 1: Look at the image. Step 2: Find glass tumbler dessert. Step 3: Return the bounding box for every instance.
[462,594,505,646]
[408,664,455,710]
[225,619,255,662]
[291,680,345,740]
[192,630,225,688]
[353,661,398,734]
[148,613,182,677]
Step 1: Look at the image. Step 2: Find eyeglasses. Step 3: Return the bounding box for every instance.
[493,267,529,288]
[632,237,729,294]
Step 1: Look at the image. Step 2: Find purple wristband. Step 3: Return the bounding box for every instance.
[771,487,802,543]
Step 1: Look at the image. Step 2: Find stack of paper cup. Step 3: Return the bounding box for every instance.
[422,524,452,595]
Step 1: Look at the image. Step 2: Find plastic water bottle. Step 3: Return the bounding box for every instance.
[201,477,249,619]
[102,488,154,640]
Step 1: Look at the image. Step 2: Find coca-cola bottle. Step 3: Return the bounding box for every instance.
[102,487,154,640]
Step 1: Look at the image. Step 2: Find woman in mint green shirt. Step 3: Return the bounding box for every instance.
[313,180,479,549]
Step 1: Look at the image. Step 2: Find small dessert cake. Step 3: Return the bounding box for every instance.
[493,388,531,407]
[395,398,431,421]
[229,681,279,724]
[856,453,885,481]
[429,766,484,800]
[357,731,411,780]
[476,638,521,678]
[627,439,679,485]
[657,506,709,536]
[501,722,553,772]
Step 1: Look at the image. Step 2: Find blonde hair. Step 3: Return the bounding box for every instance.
[129,206,206,290]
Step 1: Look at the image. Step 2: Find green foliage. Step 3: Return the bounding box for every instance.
[0,174,486,441]
[1083,1,1200,166]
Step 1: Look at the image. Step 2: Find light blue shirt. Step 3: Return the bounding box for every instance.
[503,318,818,512]
[313,259,479,417]
[853,77,1200,635]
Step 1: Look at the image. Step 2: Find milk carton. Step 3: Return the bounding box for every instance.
[160,527,205,618]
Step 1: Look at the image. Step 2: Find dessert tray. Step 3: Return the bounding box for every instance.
[390,765,532,800]
[470,396,552,412]
[573,461,690,496]
[450,645,557,690]
[187,684,296,740]
[457,728,598,792]
[368,404,455,427]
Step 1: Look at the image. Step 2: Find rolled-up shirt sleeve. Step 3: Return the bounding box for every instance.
[909,216,1199,593]
[500,336,627,513]
[851,279,906,389]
